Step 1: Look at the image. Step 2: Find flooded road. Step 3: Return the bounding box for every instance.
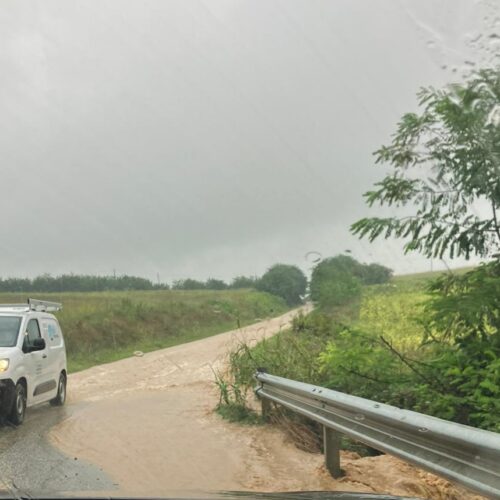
[0,306,482,499]
[48,305,326,496]
[0,401,114,494]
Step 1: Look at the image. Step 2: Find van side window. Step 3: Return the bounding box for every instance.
[26,319,41,347]
[43,319,63,347]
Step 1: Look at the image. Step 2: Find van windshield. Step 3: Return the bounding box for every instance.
[0,317,22,348]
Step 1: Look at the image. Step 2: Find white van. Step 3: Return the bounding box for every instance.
[0,299,67,425]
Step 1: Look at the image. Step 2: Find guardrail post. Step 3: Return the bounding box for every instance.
[323,426,342,478]
[261,397,271,422]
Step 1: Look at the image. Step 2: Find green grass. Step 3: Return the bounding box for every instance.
[215,403,262,424]
[392,265,474,291]
[356,266,477,352]
[357,285,428,353]
[0,289,287,372]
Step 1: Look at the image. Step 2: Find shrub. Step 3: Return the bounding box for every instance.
[416,262,500,431]
[310,255,391,309]
[318,326,424,409]
[310,257,362,308]
[362,263,393,284]
[256,264,307,306]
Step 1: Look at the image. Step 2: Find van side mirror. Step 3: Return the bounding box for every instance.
[31,338,46,352]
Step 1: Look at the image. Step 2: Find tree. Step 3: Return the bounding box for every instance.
[205,278,228,290]
[310,257,362,307]
[319,255,365,278]
[310,256,391,308]
[362,263,393,285]
[256,264,306,306]
[171,279,206,290]
[349,68,500,431]
[351,68,500,260]
[229,276,258,289]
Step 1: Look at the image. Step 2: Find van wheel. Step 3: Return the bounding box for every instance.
[50,373,66,406]
[9,383,26,425]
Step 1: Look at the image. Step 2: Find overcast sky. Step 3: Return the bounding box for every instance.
[1,0,498,283]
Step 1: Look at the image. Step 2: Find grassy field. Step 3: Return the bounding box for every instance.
[391,265,474,290]
[356,272,437,353]
[357,267,470,348]
[0,289,287,372]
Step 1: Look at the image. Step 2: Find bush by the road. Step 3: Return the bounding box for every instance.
[310,255,391,309]
[311,267,362,309]
[362,263,393,284]
[256,264,307,306]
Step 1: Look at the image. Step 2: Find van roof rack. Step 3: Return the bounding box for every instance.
[0,298,62,313]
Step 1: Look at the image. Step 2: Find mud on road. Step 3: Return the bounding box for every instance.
[0,306,484,499]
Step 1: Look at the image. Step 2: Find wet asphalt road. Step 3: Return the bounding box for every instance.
[0,401,115,496]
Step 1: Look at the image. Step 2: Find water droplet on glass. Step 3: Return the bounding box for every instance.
[305,251,322,264]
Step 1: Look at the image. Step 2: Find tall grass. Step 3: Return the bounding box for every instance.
[356,285,428,353]
[0,289,287,372]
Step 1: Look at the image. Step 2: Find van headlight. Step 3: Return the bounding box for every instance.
[0,359,9,372]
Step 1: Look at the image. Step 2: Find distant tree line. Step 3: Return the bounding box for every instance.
[0,274,163,293]
[0,256,392,304]
[0,273,261,293]
[170,276,259,290]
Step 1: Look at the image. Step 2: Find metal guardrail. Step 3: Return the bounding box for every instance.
[255,372,500,499]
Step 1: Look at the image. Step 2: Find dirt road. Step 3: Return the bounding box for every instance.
[47,307,481,499]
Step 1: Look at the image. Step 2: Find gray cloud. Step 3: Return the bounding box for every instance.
[0,0,492,281]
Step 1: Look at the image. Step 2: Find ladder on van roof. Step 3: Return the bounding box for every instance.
[0,298,62,312]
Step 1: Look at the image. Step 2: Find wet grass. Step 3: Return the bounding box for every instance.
[215,404,262,425]
[0,289,287,372]
[391,265,473,291]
